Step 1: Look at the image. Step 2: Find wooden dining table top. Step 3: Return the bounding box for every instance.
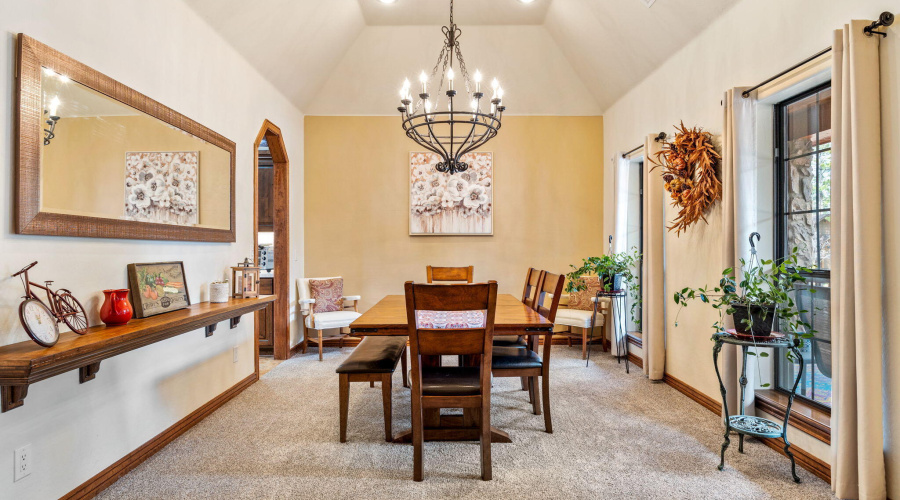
[350,294,553,335]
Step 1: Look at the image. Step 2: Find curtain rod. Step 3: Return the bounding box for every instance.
[741,47,831,98]
[621,132,667,159]
[742,12,894,99]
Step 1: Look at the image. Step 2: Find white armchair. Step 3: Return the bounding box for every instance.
[297,277,362,361]
[554,294,610,360]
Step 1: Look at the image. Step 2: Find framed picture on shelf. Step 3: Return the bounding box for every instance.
[127,261,190,318]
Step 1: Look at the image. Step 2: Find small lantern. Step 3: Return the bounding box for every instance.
[231,258,260,299]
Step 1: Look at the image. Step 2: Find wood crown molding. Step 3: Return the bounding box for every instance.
[662,372,831,483]
[61,372,257,499]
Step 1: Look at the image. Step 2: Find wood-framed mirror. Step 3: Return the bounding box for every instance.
[14,34,236,242]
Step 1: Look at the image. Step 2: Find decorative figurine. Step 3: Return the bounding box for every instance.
[12,261,89,347]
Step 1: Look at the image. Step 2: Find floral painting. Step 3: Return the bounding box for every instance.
[410,152,493,235]
[124,151,199,225]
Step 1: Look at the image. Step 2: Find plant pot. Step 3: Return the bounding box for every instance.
[731,303,775,337]
[100,289,133,326]
[602,273,623,292]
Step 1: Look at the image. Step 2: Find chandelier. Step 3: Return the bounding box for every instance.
[397,0,505,175]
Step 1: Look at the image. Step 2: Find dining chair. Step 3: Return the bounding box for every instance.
[404,280,498,481]
[425,265,474,283]
[297,277,362,361]
[493,267,542,349]
[491,271,563,433]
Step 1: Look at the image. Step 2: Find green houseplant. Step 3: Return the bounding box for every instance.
[566,248,642,324]
[673,246,815,341]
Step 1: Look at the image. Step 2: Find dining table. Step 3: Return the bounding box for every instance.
[350,293,553,443]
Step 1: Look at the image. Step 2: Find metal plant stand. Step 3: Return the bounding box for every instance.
[587,290,628,373]
[712,332,804,483]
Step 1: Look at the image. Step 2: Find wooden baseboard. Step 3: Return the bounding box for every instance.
[662,372,830,483]
[663,373,722,415]
[61,373,258,499]
[627,352,643,369]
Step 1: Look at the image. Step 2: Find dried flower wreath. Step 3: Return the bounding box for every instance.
[650,122,722,235]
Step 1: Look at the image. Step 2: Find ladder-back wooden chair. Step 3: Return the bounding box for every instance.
[491,271,563,433]
[404,281,498,481]
[425,265,474,283]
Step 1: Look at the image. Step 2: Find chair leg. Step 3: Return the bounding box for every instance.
[542,371,553,434]
[412,397,424,482]
[301,337,308,354]
[382,373,393,442]
[339,374,349,442]
[521,377,528,392]
[370,381,375,388]
[530,376,541,415]
[318,331,324,361]
[480,401,492,481]
[401,348,409,388]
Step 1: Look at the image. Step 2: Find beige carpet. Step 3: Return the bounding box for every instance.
[98,346,834,499]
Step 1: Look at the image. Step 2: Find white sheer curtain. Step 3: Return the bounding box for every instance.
[613,154,631,254]
[721,87,758,416]
[831,21,886,500]
[642,135,665,380]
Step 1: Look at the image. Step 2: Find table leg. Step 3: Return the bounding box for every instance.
[738,345,749,454]
[783,345,804,483]
[712,340,731,471]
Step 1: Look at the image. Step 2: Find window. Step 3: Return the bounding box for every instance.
[773,83,832,409]
[625,161,643,334]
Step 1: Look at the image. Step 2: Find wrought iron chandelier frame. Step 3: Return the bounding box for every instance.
[397,0,505,174]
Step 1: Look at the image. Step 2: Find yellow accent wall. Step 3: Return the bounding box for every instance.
[304,115,603,312]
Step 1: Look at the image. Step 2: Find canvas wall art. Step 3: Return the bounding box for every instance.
[127,261,190,318]
[410,152,493,235]
[124,151,199,226]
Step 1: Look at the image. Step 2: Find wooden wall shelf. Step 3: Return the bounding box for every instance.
[0,296,275,413]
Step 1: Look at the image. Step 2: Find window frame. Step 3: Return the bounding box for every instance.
[772,81,832,413]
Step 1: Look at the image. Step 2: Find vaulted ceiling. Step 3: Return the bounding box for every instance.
[184,0,740,115]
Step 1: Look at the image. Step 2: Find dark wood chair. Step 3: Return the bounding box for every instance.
[425,265,474,283]
[491,271,563,433]
[493,268,542,348]
[337,336,409,442]
[404,281,498,481]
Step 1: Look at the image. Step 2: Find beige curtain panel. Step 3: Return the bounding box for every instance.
[642,134,665,380]
[831,21,887,500]
[721,87,758,417]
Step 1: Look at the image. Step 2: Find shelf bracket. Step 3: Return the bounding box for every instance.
[1,385,29,413]
[206,323,218,337]
[79,361,102,383]
[230,315,241,329]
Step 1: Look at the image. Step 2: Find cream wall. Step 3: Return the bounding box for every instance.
[601,0,899,489]
[0,1,304,498]
[304,116,603,313]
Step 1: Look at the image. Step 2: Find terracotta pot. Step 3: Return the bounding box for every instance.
[100,289,133,326]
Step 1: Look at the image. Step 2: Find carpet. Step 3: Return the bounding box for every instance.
[97,346,834,499]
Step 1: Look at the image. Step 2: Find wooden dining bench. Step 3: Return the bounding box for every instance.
[337,336,409,442]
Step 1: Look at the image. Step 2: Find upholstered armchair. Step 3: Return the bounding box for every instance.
[555,293,610,360]
[297,277,362,361]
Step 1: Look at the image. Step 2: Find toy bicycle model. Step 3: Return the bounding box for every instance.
[13,261,88,347]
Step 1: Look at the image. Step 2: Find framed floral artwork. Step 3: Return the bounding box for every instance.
[409,152,493,235]
[124,151,199,226]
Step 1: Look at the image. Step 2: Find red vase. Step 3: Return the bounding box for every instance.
[100,289,133,326]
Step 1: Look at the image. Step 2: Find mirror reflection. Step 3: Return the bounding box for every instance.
[40,68,231,230]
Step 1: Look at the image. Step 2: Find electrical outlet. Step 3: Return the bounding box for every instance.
[233,346,238,363]
[14,444,31,482]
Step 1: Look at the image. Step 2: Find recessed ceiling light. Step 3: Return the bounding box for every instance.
[518,0,537,3]
[378,0,397,3]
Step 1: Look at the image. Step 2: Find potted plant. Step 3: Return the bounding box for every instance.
[673,247,814,340]
[566,248,642,325]
[566,249,640,293]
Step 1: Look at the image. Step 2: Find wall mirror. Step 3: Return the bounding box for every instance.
[15,34,235,242]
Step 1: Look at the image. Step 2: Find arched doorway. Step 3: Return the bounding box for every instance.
[254,120,290,361]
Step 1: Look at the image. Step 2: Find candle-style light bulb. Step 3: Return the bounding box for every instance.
[491,78,500,93]
[470,98,478,120]
[497,87,504,101]
[48,96,61,116]
[474,70,483,92]
[419,71,428,94]
[447,67,455,91]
